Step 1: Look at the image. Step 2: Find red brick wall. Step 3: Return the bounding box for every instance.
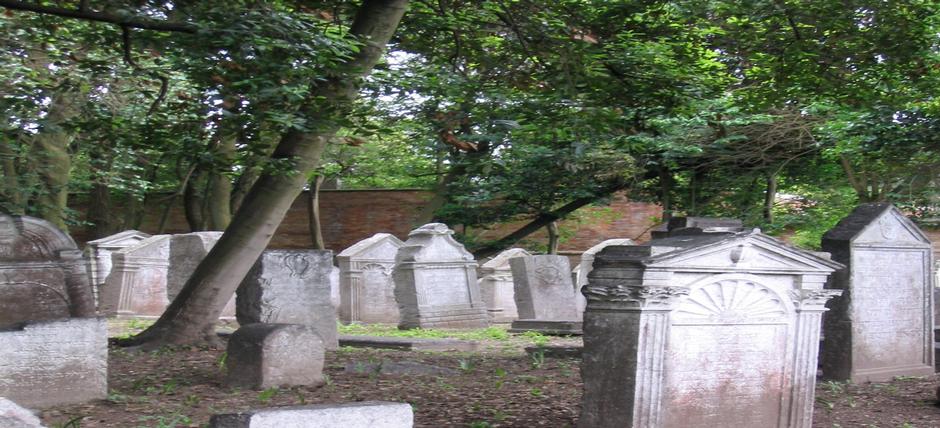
[73,190,663,254]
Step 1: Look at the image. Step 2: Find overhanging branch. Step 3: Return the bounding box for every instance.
[0,0,197,33]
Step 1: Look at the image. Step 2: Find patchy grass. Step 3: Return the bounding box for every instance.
[338,323,511,341]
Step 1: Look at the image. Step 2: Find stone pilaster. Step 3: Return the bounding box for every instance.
[789,289,841,428]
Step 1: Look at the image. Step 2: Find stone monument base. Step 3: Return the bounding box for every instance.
[400,307,490,329]
[509,319,582,335]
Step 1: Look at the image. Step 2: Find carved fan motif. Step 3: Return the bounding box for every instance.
[673,279,788,323]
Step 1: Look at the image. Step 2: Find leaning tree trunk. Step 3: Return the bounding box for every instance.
[546,221,560,254]
[126,0,410,348]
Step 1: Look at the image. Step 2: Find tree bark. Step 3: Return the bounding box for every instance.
[546,221,559,254]
[307,174,327,249]
[183,171,207,231]
[125,0,410,348]
[0,138,25,214]
[763,172,777,224]
[31,90,80,231]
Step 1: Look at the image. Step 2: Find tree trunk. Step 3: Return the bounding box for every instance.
[0,138,25,214]
[31,90,80,231]
[763,172,777,224]
[125,0,410,348]
[546,221,559,254]
[206,110,238,230]
[659,165,673,222]
[86,142,117,238]
[307,174,326,249]
[183,170,207,231]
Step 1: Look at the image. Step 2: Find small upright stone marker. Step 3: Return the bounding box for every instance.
[224,323,324,390]
[209,401,413,428]
[477,248,530,323]
[99,235,170,316]
[820,203,935,382]
[393,223,489,329]
[337,233,404,324]
[579,229,842,428]
[509,255,581,334]
[237,250,338,349]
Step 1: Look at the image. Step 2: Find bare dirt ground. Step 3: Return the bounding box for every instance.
[38,321,940,428]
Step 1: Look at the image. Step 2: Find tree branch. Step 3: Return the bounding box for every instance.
[0,0,197,33]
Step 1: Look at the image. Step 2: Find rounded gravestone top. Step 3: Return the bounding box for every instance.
[409,223,453,236]
[0,215,78,260]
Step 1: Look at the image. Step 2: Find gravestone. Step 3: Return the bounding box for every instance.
[393,223,489,329]
[224,323,324,390]
[167,232,234,317]
[209,401,413,428]
[477,248,531,323]
[0,397,45,428]
[237,250,338,349]
[509,255,581,334]
[337,233,404,324]
[0,214,95,326]
[83,230,150,305]
[573,239,635,316]
[98,235,170,316]
[579,229,842,428]
[820,203,935,382]
[649,216,744,239]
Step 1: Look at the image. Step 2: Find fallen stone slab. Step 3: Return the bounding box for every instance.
[344,360,458,377]
[0,398,45,428]
[209,401,413,428]
[338,335,479,352]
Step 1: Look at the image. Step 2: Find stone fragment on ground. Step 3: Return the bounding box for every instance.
[209,401,413,428]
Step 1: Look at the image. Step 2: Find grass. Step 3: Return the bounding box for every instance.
[338,323,510,341]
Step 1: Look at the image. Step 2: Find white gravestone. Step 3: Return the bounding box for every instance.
[574,239,635,317]
[99,235,171,316]
[579,229,842,428]
[83,230,150,306]
[477,248,530,323]
[393,223,489,329]
[820,203,935,382]
[509,255,582,334]
[338,233,404,324]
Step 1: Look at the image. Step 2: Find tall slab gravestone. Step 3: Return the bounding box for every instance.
[0,214,107,408]
[477,248,530,323]
[820,203,935,382]
[83,230,151,305]
[579,229,842,428]
[573,239,635,316]
[99,234,170,316]
[393,223,489,329]
[509,255,582,334]
[337,233,404,324]
[237,250,338,349]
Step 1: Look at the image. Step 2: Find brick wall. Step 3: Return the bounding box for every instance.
[73,190,663,255]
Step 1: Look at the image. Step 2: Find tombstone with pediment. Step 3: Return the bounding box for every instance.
[393,223,489,329]
[574,239,635,317]
[820,203,935,382]
[579,229,842,428]
[337,233,404,324]
[0,214,107,408]
[477,248,530,323]
[98,234,170,316]
[83,230,151,305]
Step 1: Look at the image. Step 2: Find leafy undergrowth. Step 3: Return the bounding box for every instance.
[40,321,940,427]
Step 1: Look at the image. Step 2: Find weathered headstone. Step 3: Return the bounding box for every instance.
[649,216,744,240]
[0,318,108,408]
[393,223,489,329]
[579,229,842,428]
[477,248,531,323]
[83,230,151,305]
[224,323,324,390]
[209,401,413,428]
[820,203,935,382]
[337,233,404,324]
[0,214,95,326]
[573,239,635,316]
[166,232,235,317]
[509,255,581,334]
[237,250,338,349]
[98,235,170,316]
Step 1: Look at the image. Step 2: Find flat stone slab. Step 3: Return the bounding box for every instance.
[338,335,479,352]
[509,320,582,336]
[209,401,413,428]
[344,360,458,377]
[524,345,583,359]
